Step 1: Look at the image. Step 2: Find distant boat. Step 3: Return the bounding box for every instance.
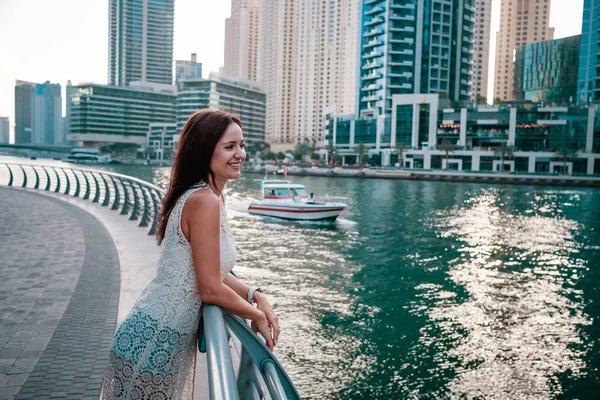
[64,148,111,164]
[248,179,347,221]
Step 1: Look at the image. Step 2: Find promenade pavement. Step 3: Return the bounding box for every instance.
[0,187,209,399]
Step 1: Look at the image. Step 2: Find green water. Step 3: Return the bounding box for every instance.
[95,165,600,398]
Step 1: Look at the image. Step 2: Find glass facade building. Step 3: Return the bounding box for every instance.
[177,77,266,148]
[577,0,600,104]
[108,0,175,86]
[514,35,580,105]
[357,0,474,118]
[15,80,63,145]
[14,81,36,144]
[68,84,176,146]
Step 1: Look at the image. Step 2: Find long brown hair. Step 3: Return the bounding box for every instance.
[156,109,242,244]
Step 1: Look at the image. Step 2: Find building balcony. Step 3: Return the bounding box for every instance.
[363,28,384,38]
[389,13,415,21]
[361,73,382,81]
[388,49,414,55]
[365,5,385,16]
[362,50,383,59]
[363,39,384,49]
[389,60,414,67]
[364,0,385,5]
[389,38,414,45]
[388,82,413,89]
[389,26,415,33]
[361,61,382,70]
[361,94,382,102]
[365,16,384,27]
[361,83,382,91]
[390,2,415,10]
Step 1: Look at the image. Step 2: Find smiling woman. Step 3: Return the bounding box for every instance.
[101,109,279,399]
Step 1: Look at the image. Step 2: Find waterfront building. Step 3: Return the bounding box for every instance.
[175,54,203,91]
[177,77,266,150]
[577,0,600,104]
[64,80,78,141]
[15,80,63,145]
[514,35,581,105]
[14,80,36,144]
[494,0,554,102]
[147,122,178,161]
[258,0,298,143]
[108,0,175,86]
[296,0,359,145]
[472,0,492,102]
[223,0,259,83]
[68,82,176,147]
[32,81,63,145]
[357,0,474,120]
[324,94,600,175]
[0,117,9,144]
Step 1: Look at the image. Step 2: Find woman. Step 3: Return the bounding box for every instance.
[102,109,280,399]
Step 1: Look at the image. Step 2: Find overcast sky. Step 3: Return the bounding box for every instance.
[0,0,585,142]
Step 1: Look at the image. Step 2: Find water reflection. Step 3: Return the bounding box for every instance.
[425,188,591,398]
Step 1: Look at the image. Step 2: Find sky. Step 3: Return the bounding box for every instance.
[0,0,586,142]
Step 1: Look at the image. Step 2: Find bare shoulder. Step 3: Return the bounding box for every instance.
[184,189,220,217]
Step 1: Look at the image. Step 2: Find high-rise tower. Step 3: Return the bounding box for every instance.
[357,0,474,118]
[108,0,175,86]
[493,0,554,102]
[577,0,600,103]
[223,0,259,82]
[295,0,359,144]
[472,0,492,102]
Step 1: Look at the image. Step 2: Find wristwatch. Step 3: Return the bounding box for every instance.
[247,286,263,304]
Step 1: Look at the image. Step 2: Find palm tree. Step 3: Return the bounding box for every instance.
[354,143,366,165]
[326,143,336,165]
[438,140,455,170]
[294,142,311,159]
[493,144,514,173]
[396,143,407,168]
[555,145,577,175]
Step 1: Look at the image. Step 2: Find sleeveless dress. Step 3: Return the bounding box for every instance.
[102,182,237,399]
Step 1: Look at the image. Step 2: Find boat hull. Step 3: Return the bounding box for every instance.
[248,203,345,221]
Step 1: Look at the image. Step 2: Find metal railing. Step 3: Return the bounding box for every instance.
[202,305,301,400]
[0,162,164,235]
[1,162,301,399]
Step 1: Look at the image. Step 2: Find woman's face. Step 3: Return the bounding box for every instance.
[210,122,246,186]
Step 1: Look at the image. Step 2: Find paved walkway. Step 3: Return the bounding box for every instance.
[0,187,120,399]
[0,187,210,400]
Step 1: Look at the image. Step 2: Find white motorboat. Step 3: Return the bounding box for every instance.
[248,180,347,221]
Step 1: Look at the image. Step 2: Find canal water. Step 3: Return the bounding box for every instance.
[87,164,599,399]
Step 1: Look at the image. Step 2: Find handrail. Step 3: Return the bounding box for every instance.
[0,162,164,236]
[202,305,301,400]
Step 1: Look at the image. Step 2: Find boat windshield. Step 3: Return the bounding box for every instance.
[292,188,308,196]
[264,187,292,197]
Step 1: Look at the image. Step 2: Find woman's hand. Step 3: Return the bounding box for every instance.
[253,292,280,347]
[250,311,275,351]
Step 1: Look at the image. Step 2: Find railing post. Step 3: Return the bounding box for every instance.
[263,360,288,400]
[73,170,81,197]
[110,175,120,210]
[203,305,240,400]
[33,166,40,189]
[129,182,140,221]
[42,167,51,191]
[19,165,27,188]
[7,165,13,186]
[120,180,131,215]
[52,167,60,193]
[148,190,161,236]
[82,171,91,200]
[61,168,70,195]
[138,187,151,228]
[101,174,111,206]
[91,173,100,202]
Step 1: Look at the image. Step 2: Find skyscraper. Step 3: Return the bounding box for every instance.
[577,0,600,104]
[0,117,9,144]
[258,0,299,143]
[493,0,554,102]
[32,81,63,145]
[14,80,35,144]
[175,53,203,90]
[357,0,474,118]
[295,0,359,144]
[223,0,259,82]
[472,0,492,102]
[108,0,175,86]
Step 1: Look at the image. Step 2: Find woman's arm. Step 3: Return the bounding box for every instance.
[182,191,274,350]
[224,273,280,344]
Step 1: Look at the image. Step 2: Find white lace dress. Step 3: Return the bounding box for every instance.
[102,182,236,399]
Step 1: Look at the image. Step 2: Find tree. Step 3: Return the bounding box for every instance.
[263,151,277,161]
[293,151,303,161]
[438,140,455,170]
[276,152,286,161]
[332,152,342,164]
[493,144,514,173]
[360,153,370,165]
[555,145,577,175]
[354,143,367,165]
[326,143,336,165]
[396,143,407,168]
[294,142,311,159]
[476,94,487,105]
[310,152,320,161]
